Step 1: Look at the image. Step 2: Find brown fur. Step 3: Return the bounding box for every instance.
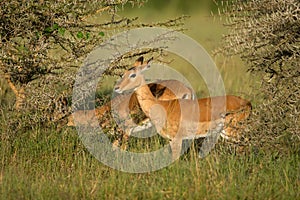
[67,79,195,149]
[114,57,252,159]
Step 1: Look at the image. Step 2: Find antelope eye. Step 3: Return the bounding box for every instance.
[129,73,136,78]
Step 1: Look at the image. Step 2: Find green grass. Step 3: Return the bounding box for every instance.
[1,126,299,199]
[0,3,298,200]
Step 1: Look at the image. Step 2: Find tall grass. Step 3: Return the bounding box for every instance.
[1,125,299,199]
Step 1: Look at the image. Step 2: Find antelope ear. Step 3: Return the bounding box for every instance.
[146,57,153,64]
[134,56,144,66]
[141,57,153,71]
[139,60,152,72]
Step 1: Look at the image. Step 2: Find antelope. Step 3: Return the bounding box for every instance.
[114,57,252,160]
[67,57,195,148]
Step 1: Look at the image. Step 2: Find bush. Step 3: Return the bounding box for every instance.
[0,0,186,131]
[218,0,300,152]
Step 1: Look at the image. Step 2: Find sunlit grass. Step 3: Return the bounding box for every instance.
[1,126,299,199]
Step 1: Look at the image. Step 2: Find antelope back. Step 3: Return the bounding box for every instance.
[148,80,194,100]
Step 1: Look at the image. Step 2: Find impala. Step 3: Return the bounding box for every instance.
[114,57,252,159]
[68,57,195,148]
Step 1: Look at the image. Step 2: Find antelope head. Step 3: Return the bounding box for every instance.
[114,56,153,93]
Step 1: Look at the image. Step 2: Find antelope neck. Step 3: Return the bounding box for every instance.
[135,84,157,117]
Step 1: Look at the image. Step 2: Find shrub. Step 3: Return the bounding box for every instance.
[0,0,186,131]
[218,0,299,152]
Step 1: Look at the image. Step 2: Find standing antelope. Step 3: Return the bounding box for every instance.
[114,57,252,160]
[68,57,195,148]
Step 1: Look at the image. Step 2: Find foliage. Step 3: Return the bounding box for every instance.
[217,0,300,151]
[0,0,186,129]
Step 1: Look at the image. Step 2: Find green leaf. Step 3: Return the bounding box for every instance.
[86,32,90,39]
[44,27,53,34]
[99,31,105,37]
[77,31,84,39]
[52,24,59,30]
[17,45,29,53]
[58,28,66,36]
[35,32,41,39]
